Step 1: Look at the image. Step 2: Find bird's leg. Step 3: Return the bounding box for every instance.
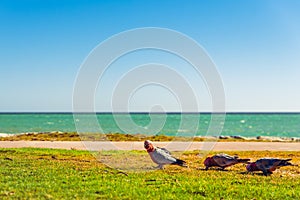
[153,165,164,170]
[205,166,209,170]
[261,168,270,176]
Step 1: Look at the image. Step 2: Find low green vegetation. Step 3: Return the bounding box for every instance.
[1,148,299,199]
[0,132,211,142]
[0,132,286,142]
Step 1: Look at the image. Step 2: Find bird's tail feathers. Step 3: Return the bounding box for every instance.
[281,159,293,166]
[174,159,188,167]
[283,161,293,166]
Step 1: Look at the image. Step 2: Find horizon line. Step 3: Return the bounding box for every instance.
[1,111,300,114]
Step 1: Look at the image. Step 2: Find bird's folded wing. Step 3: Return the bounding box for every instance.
[153,148,177,164]
[214,155,236,166]
[213,157,231,167]
[157,147,172,155]
[257,158,279,170]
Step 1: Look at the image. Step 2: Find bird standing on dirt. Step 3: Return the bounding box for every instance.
[144,140,187,169]
[246,158,293,176]
[204,153,250,170]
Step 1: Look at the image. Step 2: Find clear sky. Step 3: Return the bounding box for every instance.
[1,0,300,112]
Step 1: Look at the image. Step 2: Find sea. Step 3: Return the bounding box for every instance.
[0,113,299,138]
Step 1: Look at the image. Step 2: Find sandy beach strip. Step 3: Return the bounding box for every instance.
[0,141,299,151]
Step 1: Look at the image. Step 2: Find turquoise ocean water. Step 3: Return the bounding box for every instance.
[0,113,299,138]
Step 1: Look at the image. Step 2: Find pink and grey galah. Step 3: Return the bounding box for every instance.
[246,158,293,176]
[204,153,250,170]
[144,140,187,169]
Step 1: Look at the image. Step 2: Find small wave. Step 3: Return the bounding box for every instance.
[0,133,17,137]
[178,129,190,133]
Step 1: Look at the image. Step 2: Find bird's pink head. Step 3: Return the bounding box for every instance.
[144,140,155,152]
[204,157,213,167]
[246,162,258,172]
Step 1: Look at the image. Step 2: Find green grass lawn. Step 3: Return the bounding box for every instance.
[0,148,299,199]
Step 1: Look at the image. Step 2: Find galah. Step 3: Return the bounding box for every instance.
[246,158,293,176]
[204,153,250,170]
[144,140,187,169]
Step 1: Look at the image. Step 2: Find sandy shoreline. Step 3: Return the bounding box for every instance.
[0,141,299,151]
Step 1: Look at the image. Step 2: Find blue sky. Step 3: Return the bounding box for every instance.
[1,0,300,112]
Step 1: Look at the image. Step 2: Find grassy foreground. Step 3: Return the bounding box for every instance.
[0,148,299,199]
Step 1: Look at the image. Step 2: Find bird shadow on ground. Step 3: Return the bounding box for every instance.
[239,171,266,176]
[197,168,229,172]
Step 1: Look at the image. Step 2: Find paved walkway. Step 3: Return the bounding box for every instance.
[0,141,299,151]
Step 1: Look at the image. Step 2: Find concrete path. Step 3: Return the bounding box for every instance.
[0,141,299,151]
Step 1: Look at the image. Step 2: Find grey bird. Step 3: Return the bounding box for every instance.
[204,153,250,170]
[246,158,293,176]
[144,140,187,169]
